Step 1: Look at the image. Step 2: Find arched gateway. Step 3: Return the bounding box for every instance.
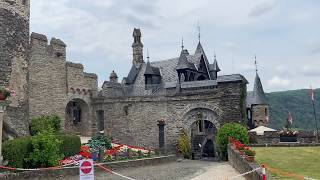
[182,108,220,160]
[65,98,89,136]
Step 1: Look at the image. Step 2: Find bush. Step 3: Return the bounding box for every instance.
[27,129,64,168]
[30,115,61,136]
[2,136,32,168]
[56,134,81,157]
[88,134,112,152]
[177,129,191,159]
[216,123,249,160]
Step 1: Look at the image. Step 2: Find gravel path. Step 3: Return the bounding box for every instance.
[52,160,244,180]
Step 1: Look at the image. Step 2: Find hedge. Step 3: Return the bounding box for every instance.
[2,136,32,168]
[2,134,81,168]
[57,134,81,157]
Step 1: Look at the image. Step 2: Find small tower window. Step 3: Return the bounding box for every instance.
[265,108,268,116]
[22,0,27,5]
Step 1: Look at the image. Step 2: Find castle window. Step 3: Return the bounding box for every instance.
[265,108,268,116]
[22,0,27,5]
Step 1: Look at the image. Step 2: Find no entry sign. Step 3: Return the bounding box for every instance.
[79,159,94,180]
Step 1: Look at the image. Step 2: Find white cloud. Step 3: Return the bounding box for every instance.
[248,0,276,17]
[301,65,320,76]
[268,76,291,87]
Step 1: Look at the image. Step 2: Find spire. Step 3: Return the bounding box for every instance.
[212,52,221,72]
[252,71,268,105]
[147,48,150,62]
[197,21,201,42]
[195,41,204,54]
[254,55,258,72]
[181,36,184,50]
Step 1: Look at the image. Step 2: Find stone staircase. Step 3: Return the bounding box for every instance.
[192,134,206,160]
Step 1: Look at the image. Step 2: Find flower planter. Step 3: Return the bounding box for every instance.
[245,155,255,162]
[239,150,245,155]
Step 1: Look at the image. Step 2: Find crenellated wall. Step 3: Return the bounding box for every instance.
[28,33,68,125]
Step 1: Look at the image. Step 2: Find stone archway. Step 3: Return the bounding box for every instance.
[65,98,89,136]
[181,108,220,160]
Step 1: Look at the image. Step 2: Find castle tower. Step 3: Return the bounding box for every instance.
[247,71,269,128]
[0,0,30,135]
[132,28,144,67]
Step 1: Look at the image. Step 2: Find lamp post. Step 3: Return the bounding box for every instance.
[0,100,10,165]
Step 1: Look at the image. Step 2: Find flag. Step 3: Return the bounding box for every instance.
[288,112,293,125]
[310,87,315,102]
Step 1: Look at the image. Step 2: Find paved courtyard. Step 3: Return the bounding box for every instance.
[51,160,244,180]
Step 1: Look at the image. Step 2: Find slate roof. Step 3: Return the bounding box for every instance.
[210,58,221,72]
[176,51,197,71]
[125,64,140,84]
[246,72,268,107]
[144,61,161,75]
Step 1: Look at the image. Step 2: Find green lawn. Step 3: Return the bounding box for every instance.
[253,147,320,179]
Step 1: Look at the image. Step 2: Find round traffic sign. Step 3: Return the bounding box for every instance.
[80,161,92,174]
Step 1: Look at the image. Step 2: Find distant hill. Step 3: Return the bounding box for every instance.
[266,88,320,130]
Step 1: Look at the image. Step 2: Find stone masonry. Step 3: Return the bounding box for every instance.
[0,1,269,158]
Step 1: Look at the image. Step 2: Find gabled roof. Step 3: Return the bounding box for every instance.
[125,64,140,84]
[195,42,204,54]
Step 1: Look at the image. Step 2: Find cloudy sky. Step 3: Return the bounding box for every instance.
[30,0,320,92]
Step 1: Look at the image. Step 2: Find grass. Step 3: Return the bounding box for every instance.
[253,147,320,179]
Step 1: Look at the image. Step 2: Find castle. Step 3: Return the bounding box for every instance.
[0,0,269,158]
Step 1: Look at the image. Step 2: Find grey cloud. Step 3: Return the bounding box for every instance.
[249,1,276,17]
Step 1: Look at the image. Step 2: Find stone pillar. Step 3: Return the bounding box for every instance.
[0,100,10,164]
[157,119,166,154]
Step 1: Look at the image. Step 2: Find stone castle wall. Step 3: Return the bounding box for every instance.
[28,33,68,126]
[0,0,30,136]
[94,81,247,152]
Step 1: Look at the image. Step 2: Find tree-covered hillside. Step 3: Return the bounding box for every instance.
[267,88,320,130]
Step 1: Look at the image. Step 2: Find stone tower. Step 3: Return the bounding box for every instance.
[250,72,269,128]
[132,28,144,67]
[0,0,30,135]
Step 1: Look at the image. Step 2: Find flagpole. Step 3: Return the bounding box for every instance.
[312,100,319,143]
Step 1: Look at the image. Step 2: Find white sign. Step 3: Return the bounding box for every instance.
[79,159,94,180]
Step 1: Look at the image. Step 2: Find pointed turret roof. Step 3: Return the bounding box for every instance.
[252,72,268,104]
[211,55,221,72]
[176,50,196,70]
[144,61,155,75]
[195,42,204,54]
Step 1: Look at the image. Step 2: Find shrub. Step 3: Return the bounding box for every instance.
[56,134,81,157]
[216,123,249,160]
[177,129,191,159]
[30,115,61,136]
[88,134,112,152]
[2,136,32,168]
[27,129,64,168]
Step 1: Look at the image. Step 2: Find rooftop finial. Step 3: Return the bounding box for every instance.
[181,36,184,50]
[254,55,258,72]
[214,48,217,60]
[197,21,201,42]
[147,48,150,62]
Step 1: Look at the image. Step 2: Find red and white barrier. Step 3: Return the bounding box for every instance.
[261,164,267,180]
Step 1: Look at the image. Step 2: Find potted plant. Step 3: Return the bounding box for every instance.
[0,86,15,100]
[244,147,256,162]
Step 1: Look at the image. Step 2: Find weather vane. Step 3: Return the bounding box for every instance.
[147,48,150,61]
[181,36,184,50]
[197,21,201,42]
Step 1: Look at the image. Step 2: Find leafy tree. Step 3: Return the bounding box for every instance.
[30,115,61,135]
